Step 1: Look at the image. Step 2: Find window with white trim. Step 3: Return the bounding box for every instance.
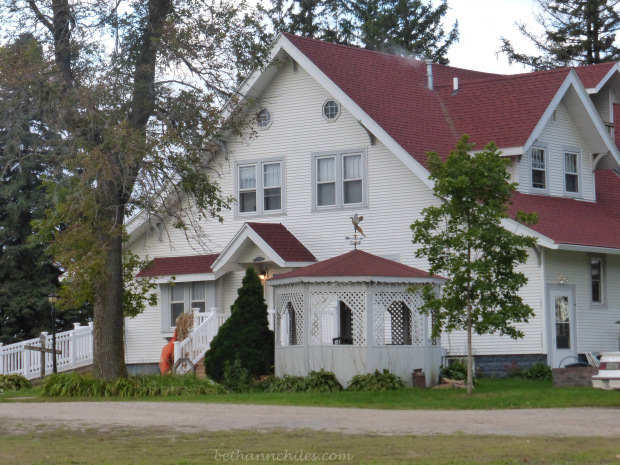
[531,147,546,190]
[590,256,604,305]
[236,158,284,215]
[160,281,215,332]
[312,149,366,210]
[564,150,579,194]
[168,282,207,328]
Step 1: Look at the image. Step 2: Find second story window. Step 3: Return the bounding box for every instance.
[237,158,284,216]
[564,151,579,194]
[238,165,257,213]
[531,147,546,190]
[312,149,367,210]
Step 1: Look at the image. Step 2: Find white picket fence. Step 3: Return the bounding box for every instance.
[0,323,94,380]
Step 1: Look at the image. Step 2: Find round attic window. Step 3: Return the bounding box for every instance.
[323,100,340,120]
[257,109,272,128]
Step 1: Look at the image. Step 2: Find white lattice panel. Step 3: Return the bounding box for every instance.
[309,286,367,346]
[276,291,304,346]
[373,286,425,346]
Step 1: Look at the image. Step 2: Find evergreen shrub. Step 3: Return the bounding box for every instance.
[204,267,274,382]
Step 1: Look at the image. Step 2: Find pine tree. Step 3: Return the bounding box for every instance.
[262,0,458,63]
[500,0,620,70]
[0,36,91,344]
[204,267,274,382]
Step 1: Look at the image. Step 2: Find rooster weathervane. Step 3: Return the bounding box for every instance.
[346,213,366,250]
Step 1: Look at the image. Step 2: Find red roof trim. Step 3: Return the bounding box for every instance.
[245,222,317,263]
[270,249,438,281]
[136,254,219,277]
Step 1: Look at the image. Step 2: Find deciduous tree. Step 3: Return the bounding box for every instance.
[411,135,538,394]
[1,0,268,379]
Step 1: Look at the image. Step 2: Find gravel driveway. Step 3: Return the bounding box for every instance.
[1,402,618,436]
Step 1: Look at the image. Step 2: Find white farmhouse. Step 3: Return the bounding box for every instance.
[126,33,620,380]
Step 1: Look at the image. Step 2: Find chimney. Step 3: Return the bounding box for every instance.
[452,77,459,95]
[426,59,433,90]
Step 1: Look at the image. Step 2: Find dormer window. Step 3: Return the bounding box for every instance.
[531,147,546,190]
[564,150,579,194]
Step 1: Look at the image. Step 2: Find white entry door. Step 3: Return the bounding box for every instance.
[549,287,577,367]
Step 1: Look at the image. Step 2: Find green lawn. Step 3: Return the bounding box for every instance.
[3,378,620,410]
[1,427,619,465]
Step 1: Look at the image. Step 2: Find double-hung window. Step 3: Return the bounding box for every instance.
[236,158,284,215]
[563,148,580,195]
[531,147,547,190]
[161,281,211,332]
[312,149,367,210]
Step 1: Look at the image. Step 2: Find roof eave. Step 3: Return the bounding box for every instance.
[268,275,445,286]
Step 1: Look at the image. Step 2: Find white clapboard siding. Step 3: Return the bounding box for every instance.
[441,249,545,356]
[544,250,620,353]
[125,60,444,364]
[590,90,612,123]
[517,100,595,202]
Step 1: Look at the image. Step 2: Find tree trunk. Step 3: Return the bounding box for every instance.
[467,299,473,395]
[93,230,127,380]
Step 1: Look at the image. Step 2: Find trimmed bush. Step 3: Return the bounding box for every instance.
[509,362,552,381]
[347,369,406,391]
[204,267,274,382]
[0,374,31,393]
[258,370,342,393]
[42,373,225,397]
[440,359,467,380]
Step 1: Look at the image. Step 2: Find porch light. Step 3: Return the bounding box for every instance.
[557,274,568,285]
[259,270,267,280]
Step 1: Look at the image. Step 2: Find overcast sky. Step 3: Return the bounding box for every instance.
[442,0,541,74]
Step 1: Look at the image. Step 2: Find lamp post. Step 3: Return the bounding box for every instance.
[48,294,59,374]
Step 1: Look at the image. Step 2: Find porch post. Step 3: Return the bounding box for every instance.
[366,285,374,373]
[0,343,4,375]
[303,283,311,376]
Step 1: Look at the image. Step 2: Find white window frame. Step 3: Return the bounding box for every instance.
[160,281,210,332]
[589,255,606,307]
[562,146,581,197]
[529,143,548,193]
[235,157,285,217]
[257,108,273,129]
[322,99,341,122]
[311,148,367,211]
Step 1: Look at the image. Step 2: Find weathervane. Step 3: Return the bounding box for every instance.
[346,213,366,250]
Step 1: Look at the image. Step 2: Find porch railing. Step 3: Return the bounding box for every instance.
[173,308,229,373]
[0,323,94,380]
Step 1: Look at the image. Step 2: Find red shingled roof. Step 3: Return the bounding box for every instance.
[508,170,620,250]
[284,33,497,163]
[284,34,617,163]
[574,62,616,89]
[246,222,317,263]
[269,249,438,282]
[437,68,570,150]
[136,254,219,277]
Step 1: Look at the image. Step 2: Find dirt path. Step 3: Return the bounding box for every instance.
[0,402,618,436]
